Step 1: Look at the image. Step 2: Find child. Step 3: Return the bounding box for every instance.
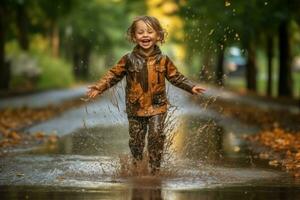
[86,16,205,174]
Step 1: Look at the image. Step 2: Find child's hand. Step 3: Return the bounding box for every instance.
[86,85,100,99]
[192,85,205,95]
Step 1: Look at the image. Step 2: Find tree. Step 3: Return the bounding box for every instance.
[0,1,15,90]
[0,3,9,90]
[62,0,133,79]
[32,0,75,57]
[179,0,300,97]
[179,1,239,85]
[274,0,300,97]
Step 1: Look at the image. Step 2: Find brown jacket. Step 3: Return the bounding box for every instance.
[94,45,196,116]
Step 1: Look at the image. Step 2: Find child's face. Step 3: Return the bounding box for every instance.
[134,20,160,50]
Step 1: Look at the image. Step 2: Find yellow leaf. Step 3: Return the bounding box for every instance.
[269,160,279,167]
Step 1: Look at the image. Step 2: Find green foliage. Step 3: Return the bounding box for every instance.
[35,53,74,89]
[178,0,300,97]
[62,0,132,54]
[6,40,74,90]
[1,0,149,91]
[180,0,300,59]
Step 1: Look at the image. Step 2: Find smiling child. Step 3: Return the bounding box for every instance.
[87,16,205,174]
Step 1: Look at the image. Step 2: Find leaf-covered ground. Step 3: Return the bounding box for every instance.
[0,98,86,153]
[195,94,300,177]
[247,128,300,178]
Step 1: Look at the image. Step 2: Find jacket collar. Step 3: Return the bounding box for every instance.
[132,45,162,60]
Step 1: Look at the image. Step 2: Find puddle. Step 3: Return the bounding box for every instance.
[1,110,300,199]
[29,125,129,156]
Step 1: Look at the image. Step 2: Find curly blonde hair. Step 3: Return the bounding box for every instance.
[126,16,167,44]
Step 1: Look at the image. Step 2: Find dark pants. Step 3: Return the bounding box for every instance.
[128,113,166,174]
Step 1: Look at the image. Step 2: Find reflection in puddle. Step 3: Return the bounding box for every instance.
[2,181,300,200]
[172,116,224,162]
[31,125,129,156]
[26,114,282,181]
[171,115,256,168]
[30,114,237,173]
[2,114,298,199]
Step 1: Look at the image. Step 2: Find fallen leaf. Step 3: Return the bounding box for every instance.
[16,172,24,177]
[269,160,279,167]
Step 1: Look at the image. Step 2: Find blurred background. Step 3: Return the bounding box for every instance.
[1,0,300,100]
[1,2,300,197]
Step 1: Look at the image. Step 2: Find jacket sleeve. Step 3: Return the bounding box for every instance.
[94,55,127,95]
[165,56,196,94]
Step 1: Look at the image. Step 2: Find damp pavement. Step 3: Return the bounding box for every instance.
[0,85,87,109]
[1,84,300,199]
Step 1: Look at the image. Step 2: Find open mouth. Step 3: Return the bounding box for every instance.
[141,39,151,46]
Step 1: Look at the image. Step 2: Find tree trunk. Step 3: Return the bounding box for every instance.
[278,20,292,97]
[0,6,10,90]
[73,46,91,79]
[246,42,257,91]
[216,46,225,86]
[104,51,114,68]
[266,35,274,96]
[81,46,90,78]
[73,50,81,78]
[51,23,60,57]
[16,3,29,50]
[200,53,214,83]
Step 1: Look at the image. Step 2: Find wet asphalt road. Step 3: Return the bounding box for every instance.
[1,85,300,199]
